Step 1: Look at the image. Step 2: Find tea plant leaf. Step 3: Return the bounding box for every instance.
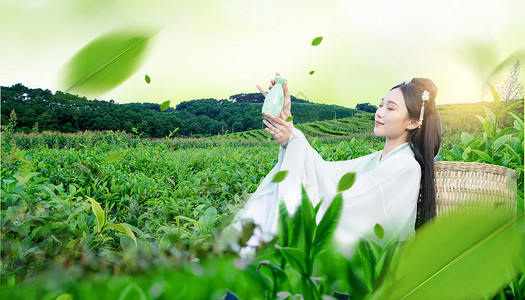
[475,115,485,124]
[301,277,319,300]
[279,247,310,276]
[301,185,315,257]
[106,224,137,246]
[497,100,524,120]
[56,294,73,300]
[312,193,342,258]
[272,170,289,183]
[309,71,315,75]
[508,112,524,132]
[285,116,294,122]
[462,147,471,161]
[494,134,512,149]
[61,29,152,95]
[374,223,385,240]
[337,172,356,192]
[486,81,500,108]
[119,282,147,300]
[483,107,496,130]
[359,240,376,291]
[257,260,287,281]
[87,197,105,234]
[279,201,292,247]
[145,74,151,84]
[105,151,122,163]
[311,36,323,46]
[472,149,493,163]
[483,117,494,139]
[383,208,525,300]
[460,132,476,146]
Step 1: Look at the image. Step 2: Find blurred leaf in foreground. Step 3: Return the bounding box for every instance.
[382,206,525,300]
[61,28,154,96]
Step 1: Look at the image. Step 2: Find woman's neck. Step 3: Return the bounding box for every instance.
[380,137,408,161]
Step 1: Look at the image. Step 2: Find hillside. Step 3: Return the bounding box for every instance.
[1,84,361,138]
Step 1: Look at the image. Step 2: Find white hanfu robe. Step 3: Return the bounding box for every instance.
[233,127,421,256]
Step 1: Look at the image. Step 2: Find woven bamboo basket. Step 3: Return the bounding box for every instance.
[434,161,518,216]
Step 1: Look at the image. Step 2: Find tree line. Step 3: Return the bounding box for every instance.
[1,84,369,138]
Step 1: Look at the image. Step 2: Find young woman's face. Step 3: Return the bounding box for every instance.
[374,88,418,140]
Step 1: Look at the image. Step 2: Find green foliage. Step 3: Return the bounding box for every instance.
[87,197,137,246]
[145,74,151,84]
[442,84,524,214]
[1,95,524,299]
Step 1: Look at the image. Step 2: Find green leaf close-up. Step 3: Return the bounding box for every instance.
[382,208,525,300]
[61,29,153,96]
[87,197,105,234]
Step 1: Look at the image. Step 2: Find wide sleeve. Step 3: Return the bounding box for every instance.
[265,127,378,235]
[327,153,421,257]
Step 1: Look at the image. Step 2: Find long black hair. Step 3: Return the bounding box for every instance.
[391,78,442,229]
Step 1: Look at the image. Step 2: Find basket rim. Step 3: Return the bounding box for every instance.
[435,161,517,178]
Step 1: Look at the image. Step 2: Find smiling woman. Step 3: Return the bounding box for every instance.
[232,75,442,255]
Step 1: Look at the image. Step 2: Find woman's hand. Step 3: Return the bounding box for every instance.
[263,112,293,147]
[257,73,293,147]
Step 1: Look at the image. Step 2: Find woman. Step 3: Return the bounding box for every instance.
[233,74,442,256]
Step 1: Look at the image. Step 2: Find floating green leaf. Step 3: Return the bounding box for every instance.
[160,100,170,112]
[487,48,525,81]
[285,116,294,122]
[272,170,289,183]
[105,151,122,163]
[145,74,151,84]
[309,71,315,75]
[337,172,356,192]
[87,197,105,234]
[374,223,385,240]
[382,207,525,300]
[311,36,323,46]
[106,224,137,246]
[61,29,153,96]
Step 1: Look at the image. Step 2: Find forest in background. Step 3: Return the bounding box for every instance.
[1,84,373,138]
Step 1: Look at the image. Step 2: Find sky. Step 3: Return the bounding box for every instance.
[1,0,524,108]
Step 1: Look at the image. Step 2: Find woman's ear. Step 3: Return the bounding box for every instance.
[406,119,419,131]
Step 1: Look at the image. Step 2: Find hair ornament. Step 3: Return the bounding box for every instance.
[419,90,430,128]
[400,80,411,85]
